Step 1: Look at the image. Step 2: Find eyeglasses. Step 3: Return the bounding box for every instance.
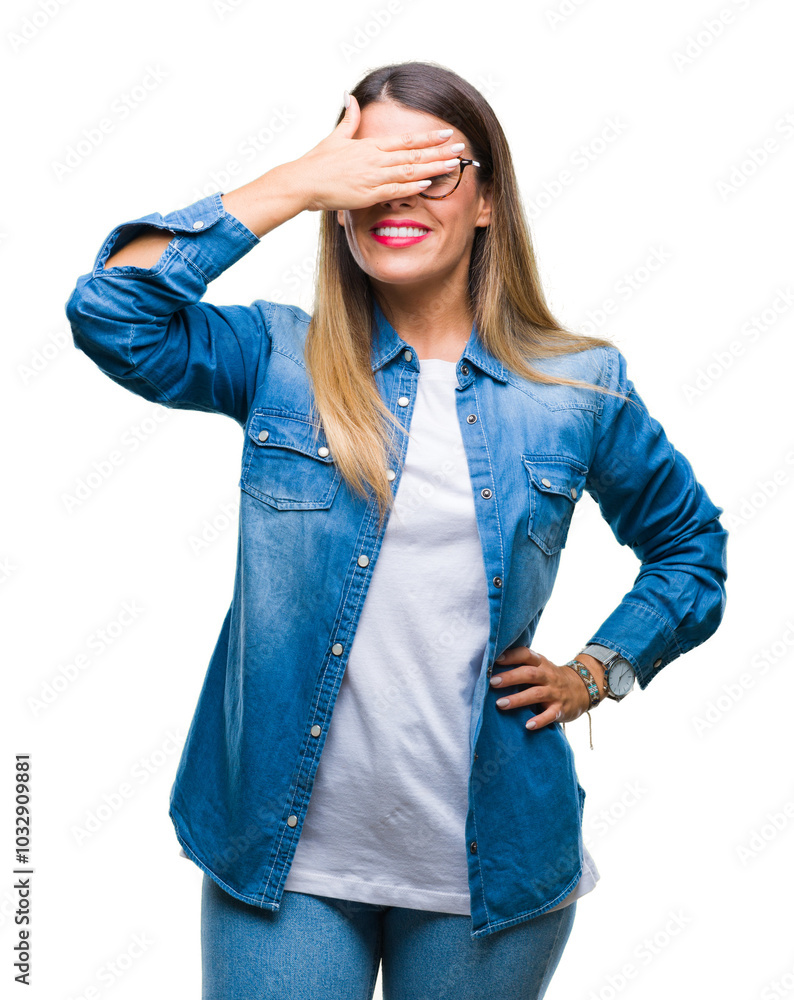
[419,158,481,199]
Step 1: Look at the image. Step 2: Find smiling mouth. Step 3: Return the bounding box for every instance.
[370,225,431,237]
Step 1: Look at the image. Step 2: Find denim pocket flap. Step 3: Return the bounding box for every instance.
[522,455,587,555]
[241,410,340,510]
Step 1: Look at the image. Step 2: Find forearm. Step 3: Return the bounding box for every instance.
[103,161,310,270]
[219,160,311,239]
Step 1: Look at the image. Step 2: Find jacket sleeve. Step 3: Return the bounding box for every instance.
[64,191,269,427]
[583,346,728,690]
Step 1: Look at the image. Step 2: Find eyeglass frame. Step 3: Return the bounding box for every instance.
[419,158,481,199]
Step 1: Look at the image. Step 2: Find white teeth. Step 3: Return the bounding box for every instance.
[373,226,429,237]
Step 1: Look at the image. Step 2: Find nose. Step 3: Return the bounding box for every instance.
[377,189,421,208]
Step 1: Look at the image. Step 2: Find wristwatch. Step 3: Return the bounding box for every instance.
[578,643,636,701]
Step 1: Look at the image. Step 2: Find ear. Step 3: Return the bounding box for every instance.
[336,210,345,227]
[475,181,493,228]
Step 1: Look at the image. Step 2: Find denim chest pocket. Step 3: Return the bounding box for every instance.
[522,455,588,555]
[240,409,341,510]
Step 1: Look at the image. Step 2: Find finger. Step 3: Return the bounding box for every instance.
[335,91,361,139]
[373,142,465,171]
[490,651,545,688]
[372,155,464,192]
[376,128,458,153]
[525,707,563,731]
[495,685,552,709]
[490,662,542,689]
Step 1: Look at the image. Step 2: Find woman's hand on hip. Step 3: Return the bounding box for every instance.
[489,647,603,730]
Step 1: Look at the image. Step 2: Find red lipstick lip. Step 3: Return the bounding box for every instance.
[369,219,431,231]
[370,231,432,247]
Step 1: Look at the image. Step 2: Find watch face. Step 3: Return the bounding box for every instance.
[608,660,635,696]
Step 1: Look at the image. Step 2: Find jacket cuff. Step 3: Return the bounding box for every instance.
[585,600,679,690]
[92,191,260,282]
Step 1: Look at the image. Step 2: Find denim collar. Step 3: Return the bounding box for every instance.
[370,298,509,383]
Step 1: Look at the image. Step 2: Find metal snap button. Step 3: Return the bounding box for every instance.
[397,396,409,407]
[570,487,577,499]
[481,488,492,499]
[318,446,329,457]
[493,577,502,587]
[461,365,469,376]
[387,469,396,481]
[358,555,370,567]
[541,477,551,487]
[653,658,662,668]
[466,414,477,423]
[332,642,344,655]
[470,840,478,854]
[192,220,205,229]
[287,815,298,827]
[258,429,269,442]
[404,350,412,361]
[310,725,321,737]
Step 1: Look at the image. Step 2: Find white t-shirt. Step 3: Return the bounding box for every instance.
[182,358,600,914]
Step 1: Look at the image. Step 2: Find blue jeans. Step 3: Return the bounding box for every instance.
[200,872,576,999]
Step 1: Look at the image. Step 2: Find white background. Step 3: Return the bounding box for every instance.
[3,0,792,997]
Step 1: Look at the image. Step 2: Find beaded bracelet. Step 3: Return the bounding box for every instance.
[562,658,603,750]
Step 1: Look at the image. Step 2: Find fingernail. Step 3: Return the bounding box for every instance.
[344,90,351,109]
[496,653,506,661]
[489,675,502,686]
[438,128,454,137]
[496,697,510,707]
[526,719,536,729]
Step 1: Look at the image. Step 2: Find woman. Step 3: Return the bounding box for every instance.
[65,61,728,1000]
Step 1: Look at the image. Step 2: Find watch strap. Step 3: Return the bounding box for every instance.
[579,644,636,699]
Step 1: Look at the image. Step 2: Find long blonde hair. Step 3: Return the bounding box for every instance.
[305,60,627,527]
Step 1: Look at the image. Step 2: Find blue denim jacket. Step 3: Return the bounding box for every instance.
[65,191,728,939]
